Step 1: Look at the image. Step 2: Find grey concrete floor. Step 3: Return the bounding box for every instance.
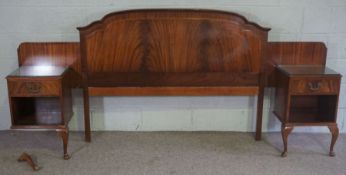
[0,131,345,175]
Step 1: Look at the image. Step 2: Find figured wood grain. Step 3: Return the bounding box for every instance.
[18,42,81,72]
[146,20,203,72]
[18,42,81,87]
[268,42,326,65]
[88,72,259,87]
[83,21,144,73]
[78,9,270,75]
[7,78,61,97]
[7,69,74,159]
[274,65,341,156]
[78,9,271,141]
[88,86,259,96]
[266,42,327,86]
[290,77,340,95]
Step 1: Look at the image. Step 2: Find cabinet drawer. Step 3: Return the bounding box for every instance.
[7,79,61,97]
[290,77,339,94]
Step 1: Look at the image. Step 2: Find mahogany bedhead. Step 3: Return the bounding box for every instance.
[78,9,270,88]
[78,9,271,141]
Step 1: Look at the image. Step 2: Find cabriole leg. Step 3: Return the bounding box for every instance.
[57,129,70,160]
[281,124,293,157]
[18,152,41,171]
[328,125,339,157]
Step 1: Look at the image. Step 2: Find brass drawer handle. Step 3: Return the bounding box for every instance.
[25,82,42,94]
[307,82,321,91]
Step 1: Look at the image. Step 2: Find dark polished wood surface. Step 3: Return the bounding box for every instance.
[78,9,270,141]
[290,77,340,95]
[17,42,81,87]
[273,65,341,157]
[6,66,74,159]
[277,65,341,76]
[8,79,61,97]
[8,66,68,77]
[266,42,327,86]
[7,66,69,97]
[88,72,259,87]
[268,42,326,65]
[89,86,259,96]
[9,9,337,146]
[18,43,80,73]
[79,9,269,76]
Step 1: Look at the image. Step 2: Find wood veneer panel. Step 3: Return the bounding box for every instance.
[290,77,340,95]
[78,9,271,141]
[273,70,289,122]
[269,42,326,65]
[78,9,270,75]
[18,42,80,73]
[267,42,327,86]
[17,42,81,87]
[89,86,259,96]
[7,78,61,97]
[88,72,259,87]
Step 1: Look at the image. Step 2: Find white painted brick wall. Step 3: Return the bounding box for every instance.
[0,0,345,133]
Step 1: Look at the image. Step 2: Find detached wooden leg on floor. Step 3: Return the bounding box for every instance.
[328,125,339,157]
[57,129,70,160]
[281,125,293,157]
[18,152,41,171]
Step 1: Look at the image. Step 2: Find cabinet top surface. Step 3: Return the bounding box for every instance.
[7,66,68,77]
[277,65,341,77]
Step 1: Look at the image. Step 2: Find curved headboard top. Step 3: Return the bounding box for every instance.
[78,9,270,75]
[78,9,270,32]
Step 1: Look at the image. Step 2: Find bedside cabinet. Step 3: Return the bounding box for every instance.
[6,66,73,160]
[274,65,342,157]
